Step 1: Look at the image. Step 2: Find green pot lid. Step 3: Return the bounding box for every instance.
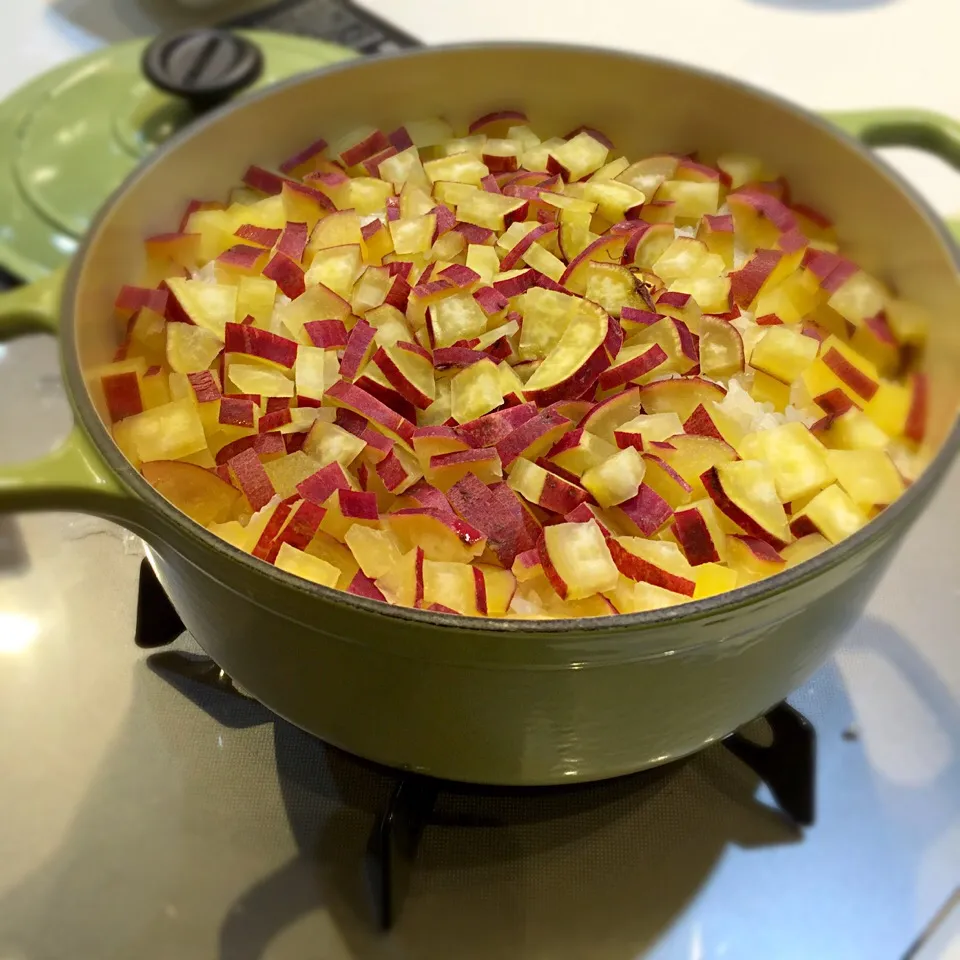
[0,31,356,282]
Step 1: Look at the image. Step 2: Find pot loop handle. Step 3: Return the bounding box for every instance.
[0,270,133,518]
[827,108,960,242]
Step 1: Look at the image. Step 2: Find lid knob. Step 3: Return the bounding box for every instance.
[141,28,264,111]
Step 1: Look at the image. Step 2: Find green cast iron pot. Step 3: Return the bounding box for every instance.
[1,43,959,785]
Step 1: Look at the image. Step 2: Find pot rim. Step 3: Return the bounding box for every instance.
[63,40,960,636]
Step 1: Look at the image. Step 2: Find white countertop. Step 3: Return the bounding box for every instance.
[8,0,960,218]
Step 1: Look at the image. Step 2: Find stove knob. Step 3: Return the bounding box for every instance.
[141,28,264,112]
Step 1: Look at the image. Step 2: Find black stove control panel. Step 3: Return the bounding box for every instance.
[223,0,421,55]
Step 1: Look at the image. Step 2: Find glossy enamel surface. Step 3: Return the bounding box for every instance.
[0,32,356,282]
[3,44,960,783]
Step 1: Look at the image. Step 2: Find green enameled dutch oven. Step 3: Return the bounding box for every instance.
[1,43,959,785]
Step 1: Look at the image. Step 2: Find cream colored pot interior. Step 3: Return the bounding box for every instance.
[73,44,960,465]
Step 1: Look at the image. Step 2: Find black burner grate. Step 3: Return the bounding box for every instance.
[134,557,188,648]
[135,560,818,930]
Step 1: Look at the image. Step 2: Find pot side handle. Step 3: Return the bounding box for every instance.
[827,108,960,241]
[0,271,139,524]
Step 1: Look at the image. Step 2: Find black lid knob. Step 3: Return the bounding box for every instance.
[142,29,264,112]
